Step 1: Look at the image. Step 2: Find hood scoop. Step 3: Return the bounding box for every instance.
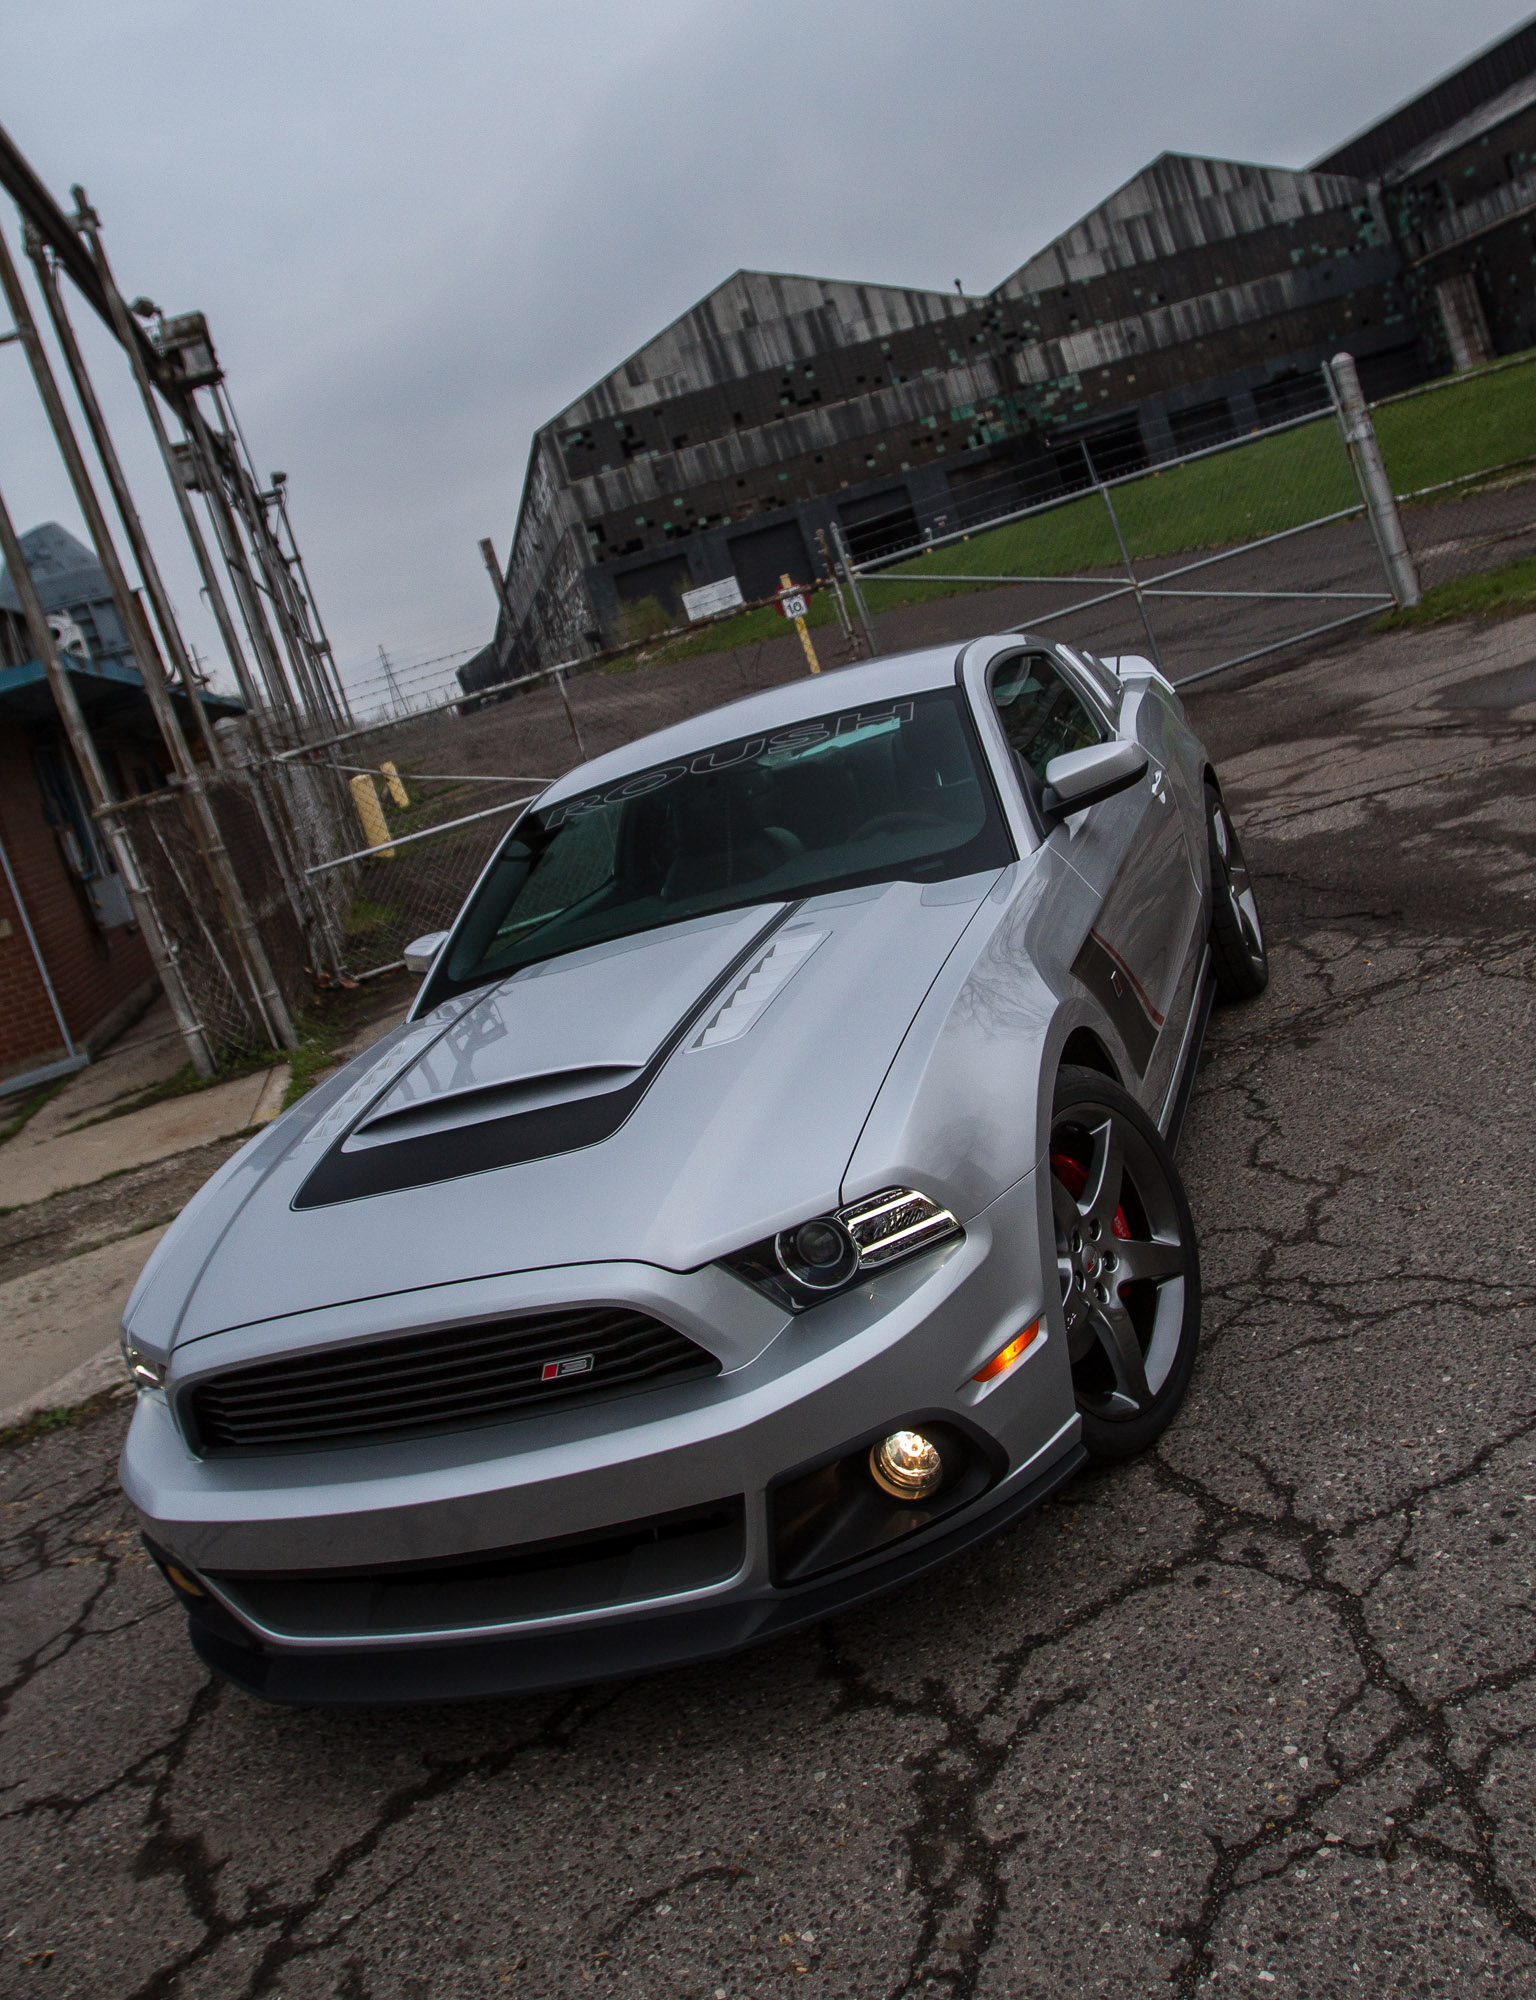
[348,1064,645,1149]
[293,906,792,1209]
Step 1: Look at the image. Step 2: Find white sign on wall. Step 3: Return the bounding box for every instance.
[682,577,745,622]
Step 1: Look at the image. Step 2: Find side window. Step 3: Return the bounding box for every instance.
[989,652,1103,785]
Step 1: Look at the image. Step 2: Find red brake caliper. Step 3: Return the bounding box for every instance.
[1050,1152,1132,1240]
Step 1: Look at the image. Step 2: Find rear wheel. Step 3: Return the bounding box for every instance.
[1050,1066,1200,1461]
[1206,783,1267,1000]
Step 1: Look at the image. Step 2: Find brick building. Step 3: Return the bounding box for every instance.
[470,17,1536,690]
[0,523,236,1093]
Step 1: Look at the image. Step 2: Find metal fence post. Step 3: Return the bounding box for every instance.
[829,522,878,656]
[814,527,858,660]
[1096,480,1165,671]
[1329,351,1421,609]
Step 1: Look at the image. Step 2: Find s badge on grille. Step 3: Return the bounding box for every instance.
[541,1353,595,1382]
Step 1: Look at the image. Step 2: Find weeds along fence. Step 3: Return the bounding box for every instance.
[835,348,1536,682]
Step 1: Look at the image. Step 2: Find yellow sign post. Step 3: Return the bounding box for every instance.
[777,572,820,675]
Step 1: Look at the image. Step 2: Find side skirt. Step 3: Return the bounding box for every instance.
[1158,949,1214,1153]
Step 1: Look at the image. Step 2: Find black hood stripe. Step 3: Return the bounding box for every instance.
[292,906,798,1210]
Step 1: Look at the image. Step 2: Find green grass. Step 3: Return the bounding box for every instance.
[602,589,848,674]
[342,895,399,938]
[1375,352,1536,494]
[281,1014,345,1108]
[1,1389,125,1452]
[0,1076,70,1147]
[1376,552,1536,629]
[68,1043,284,1129]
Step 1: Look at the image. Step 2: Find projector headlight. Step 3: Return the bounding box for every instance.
[120,1331,167,1392]
[724,1187,961,1312]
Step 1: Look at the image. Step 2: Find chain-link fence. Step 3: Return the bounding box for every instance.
[125,773,312,1064]
[1377,351,1536,594]
[221,347,1536,998]
[833,363,1393,684]
[834,350,1536,684]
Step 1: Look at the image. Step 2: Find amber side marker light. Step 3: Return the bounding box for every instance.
[973,1320,1042,1383]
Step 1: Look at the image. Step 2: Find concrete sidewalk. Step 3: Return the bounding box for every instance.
[0,983,411,1427]
[0,1225,169,1430]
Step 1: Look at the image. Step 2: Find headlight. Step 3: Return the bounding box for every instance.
[120,1332,166,1391]
[724,1187,961,1312]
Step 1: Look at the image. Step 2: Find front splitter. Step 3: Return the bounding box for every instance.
[187,1443,1086,1705]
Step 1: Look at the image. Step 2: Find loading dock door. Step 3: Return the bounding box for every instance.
[614,556,692,618]
[727,521,812,602]
[838,487,921,564]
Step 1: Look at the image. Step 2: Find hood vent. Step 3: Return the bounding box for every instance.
[692,926,827,1050]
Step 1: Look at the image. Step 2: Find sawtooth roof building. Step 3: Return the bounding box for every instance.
[468,16,1536,691]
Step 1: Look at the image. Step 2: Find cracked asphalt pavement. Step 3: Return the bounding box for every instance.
[3,612,1534,1999]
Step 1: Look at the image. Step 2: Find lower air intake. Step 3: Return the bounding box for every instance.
[185,1306,717,1454]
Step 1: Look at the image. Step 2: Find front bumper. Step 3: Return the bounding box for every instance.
[123,1171,1082,1701]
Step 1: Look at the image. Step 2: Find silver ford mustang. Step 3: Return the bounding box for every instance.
[120,633,1266,1703]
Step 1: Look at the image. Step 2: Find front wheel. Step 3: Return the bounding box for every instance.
[1049,1066,1200,1462]
[1206,782,1268,1001]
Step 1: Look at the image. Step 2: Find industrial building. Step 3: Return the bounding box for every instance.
[468,17,1536,691]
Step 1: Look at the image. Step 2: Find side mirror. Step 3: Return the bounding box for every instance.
[1041,740,1148,819]
[402,930,449,976]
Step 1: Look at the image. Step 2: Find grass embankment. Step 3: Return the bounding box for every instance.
[595,350,1536,671]
[1377,554,1536,629]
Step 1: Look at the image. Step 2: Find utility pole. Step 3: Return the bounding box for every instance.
[478,535,585,757]
[377,644,404,717]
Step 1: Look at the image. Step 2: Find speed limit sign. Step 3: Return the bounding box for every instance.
[777,588,809,620]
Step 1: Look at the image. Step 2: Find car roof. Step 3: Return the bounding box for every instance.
[537,643,970,806]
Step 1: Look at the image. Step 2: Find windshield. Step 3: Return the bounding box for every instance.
[428,687,1011,999]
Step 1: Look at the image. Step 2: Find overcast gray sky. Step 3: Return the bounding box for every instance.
[2,0,1529,707]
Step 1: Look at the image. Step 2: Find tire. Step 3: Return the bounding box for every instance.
[1205,782,1268,1001]
[1049,1066,1201,1462]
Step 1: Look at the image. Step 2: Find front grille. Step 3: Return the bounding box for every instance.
[185,1306,718,1454]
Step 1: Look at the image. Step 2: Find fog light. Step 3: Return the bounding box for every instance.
[869,1429,944,1500]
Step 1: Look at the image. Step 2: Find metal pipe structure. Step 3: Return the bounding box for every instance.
[23,231,231,768]
[0,473,215,1076]
[173,404,304,731]
[183,400,340,734]
[70,191,299,1050]
[210,386,349,730]
[1329,351,1421,609]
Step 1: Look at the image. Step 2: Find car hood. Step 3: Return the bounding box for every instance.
[128,876,1000,1347]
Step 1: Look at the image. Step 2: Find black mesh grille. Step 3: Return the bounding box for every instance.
[185,1306,718,1454]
